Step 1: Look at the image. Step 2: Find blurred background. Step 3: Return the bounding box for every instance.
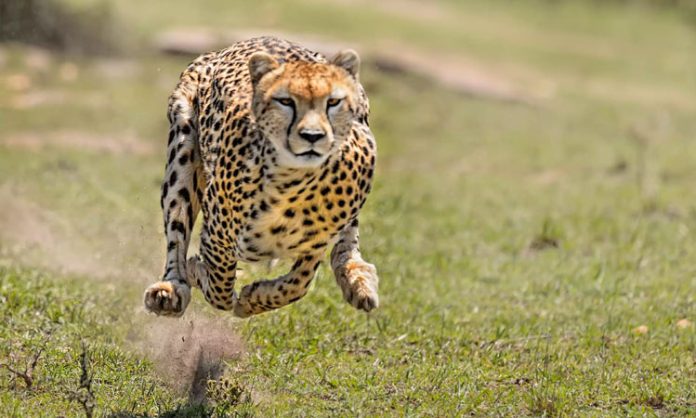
[1,0,695,415]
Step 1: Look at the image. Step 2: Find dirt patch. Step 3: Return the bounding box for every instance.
[92,58,141,80]
[5,89,108,110]
[137,314,244,403]
[372,44,541,104]
[153,28,545,104]
[1,131,154,155]
[319,0,448,22]
[4,73,32,91]
[0,185,122,278]
[529,169,565,186]
[23,46,52,72]
[580,77,696,112]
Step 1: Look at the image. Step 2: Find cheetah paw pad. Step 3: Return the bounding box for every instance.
[339,261,379,312]
[143,280,191,317]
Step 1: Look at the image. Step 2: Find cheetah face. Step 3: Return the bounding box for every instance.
[249,50,361,169]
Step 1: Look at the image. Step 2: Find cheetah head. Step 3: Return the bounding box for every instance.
[249,50,361,169]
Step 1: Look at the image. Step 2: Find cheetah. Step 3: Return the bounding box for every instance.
[143,37,379,318]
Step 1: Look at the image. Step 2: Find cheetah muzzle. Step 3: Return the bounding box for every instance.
[144,36,379,318]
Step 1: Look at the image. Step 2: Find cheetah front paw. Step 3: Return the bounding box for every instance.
[337,260,379,312]
[143,280,191,317]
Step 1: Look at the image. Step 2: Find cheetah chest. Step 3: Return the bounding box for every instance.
[233,180,363,262]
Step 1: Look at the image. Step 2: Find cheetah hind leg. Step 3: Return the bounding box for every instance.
[143,279,191,317]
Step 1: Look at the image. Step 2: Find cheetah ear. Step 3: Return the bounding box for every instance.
[248,52,279,84]
[331,49,360,77]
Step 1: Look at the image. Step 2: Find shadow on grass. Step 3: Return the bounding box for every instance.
[94,332,240,417]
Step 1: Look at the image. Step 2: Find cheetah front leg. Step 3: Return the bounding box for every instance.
[331,219,379,312]
[144,86,203,317]
[233,254,323,317]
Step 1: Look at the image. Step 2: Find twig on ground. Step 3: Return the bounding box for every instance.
[480,334,552,349]
[0,329,52,389]
[68,341,96,418]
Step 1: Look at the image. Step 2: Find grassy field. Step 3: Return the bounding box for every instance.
[1,0,695,416]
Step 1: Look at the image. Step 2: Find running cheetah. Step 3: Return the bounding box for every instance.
[143,37,379,318]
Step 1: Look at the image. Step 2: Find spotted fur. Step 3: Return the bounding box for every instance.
[143,37,379,318]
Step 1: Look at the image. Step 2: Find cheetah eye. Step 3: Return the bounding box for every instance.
[274,97,295,107]
[326,98,342,108]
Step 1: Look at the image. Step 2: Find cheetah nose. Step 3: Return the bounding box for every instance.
[298,130,326,144]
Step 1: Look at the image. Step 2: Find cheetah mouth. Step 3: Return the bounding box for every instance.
[295,150,322,158]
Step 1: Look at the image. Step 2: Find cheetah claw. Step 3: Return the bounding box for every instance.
[339,260,379,312]
[143,280,191,317]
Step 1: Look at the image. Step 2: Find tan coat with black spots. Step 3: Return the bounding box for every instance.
[143,37,379,318]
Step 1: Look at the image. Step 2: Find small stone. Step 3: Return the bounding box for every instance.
[24,47,52,71]
[6,73,31,91]
[633,325,649,335]
[59,63,79,82]
[676,319,692,329]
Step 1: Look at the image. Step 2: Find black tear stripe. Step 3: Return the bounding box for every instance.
[286,104,297,138]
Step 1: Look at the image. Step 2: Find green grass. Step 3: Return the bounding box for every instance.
[1,0,696,416]
[0,265,188,416]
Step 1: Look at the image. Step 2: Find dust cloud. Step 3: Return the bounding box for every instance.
[0,186,245,402]
[138,314,245,402]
